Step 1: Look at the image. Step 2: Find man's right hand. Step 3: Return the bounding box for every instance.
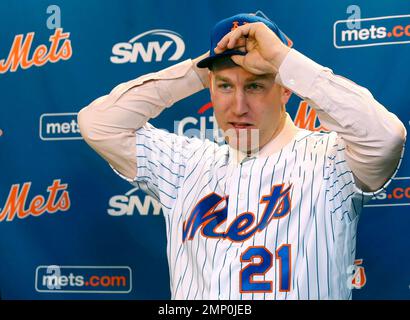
[214,22,290,75]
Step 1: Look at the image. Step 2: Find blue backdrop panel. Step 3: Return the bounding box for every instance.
[0,0,409,299]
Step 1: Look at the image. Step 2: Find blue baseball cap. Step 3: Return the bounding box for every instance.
[197,13,292,69]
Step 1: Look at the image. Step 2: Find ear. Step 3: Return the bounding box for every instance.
[208,72,214,93]
[281,87,292,105]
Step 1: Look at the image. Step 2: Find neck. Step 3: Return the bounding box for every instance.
[230,112,299,165]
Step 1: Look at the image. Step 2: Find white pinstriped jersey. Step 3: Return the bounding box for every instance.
[114,122,386,300]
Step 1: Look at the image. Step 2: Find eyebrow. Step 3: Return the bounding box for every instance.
[214,74,274,83]
[214,75,232,82]
[245,74,275,82]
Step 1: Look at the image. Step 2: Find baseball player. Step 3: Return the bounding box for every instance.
[78,13,406,299]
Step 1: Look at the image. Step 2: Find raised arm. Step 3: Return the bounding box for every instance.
[276,49,406,191]
[215,22,406,191]
[77,53,209,180]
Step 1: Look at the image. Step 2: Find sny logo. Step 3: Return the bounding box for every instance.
[111,29,185,64]
[183,183,292,242]
[108,186,163,216]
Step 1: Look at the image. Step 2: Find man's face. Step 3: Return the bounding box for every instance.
[209,63,291,153]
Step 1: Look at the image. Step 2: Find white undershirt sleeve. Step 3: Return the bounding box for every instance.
[77,59,205,180]
[276,49,406,191]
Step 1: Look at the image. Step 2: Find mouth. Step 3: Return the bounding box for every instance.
[229,122,254,129]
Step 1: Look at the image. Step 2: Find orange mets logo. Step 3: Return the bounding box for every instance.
[294,101,329,132]
[0,179,70,222]
[0,28,72,74]
[231,21,249,31]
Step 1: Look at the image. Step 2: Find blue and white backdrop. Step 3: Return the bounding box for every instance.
[0,0,409,299]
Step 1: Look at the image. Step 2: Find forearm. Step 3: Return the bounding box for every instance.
[277,49,406,191]
[78,58,207,179]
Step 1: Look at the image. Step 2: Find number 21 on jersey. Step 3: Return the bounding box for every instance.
[240,245,291,293]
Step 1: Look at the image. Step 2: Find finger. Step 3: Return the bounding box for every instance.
[216,23,252,51]
[215,32,233,52]
[215,42,247,55]
[236,45,246,53]
[230,55,245,67]
[214,45,224,54]
[215,35,245,54]
[235,37,247,49]
[226,24,253,49]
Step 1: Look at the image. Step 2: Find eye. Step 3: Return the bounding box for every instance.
[217,83,233,91]
[246,83,265,92]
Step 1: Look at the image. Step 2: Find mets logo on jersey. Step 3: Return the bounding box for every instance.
[182,183,292,242]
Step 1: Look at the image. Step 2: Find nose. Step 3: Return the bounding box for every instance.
[232,89,249,117]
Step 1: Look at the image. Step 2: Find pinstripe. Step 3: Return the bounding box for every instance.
[310,152,321,298]
[297,278,300,299]
[303,137,311,299]
[351,197,360,221]
[250,156,269,300]
[194,163,229,299]
[137,131,190,160]
[178,146,223,297]
[323,135,332,297]
[165,209,173,291]
[136,157,159,167]
[305,244,310,299]
[194,237,208,299]
[273,156,288,300]
[329,191,355,214]
[226,162,244,299]
[233,158,257,300]
[172,146,214,297]
[174,168,213,297]
[290,145,300,295]
[329,182,354,201]
[218,242,233,298]
[263,148,283,299]
[173,245,184,296]
[324,202,331,298]
[294,137,309,299]
[324,169,352,181]
[159,161,185,178]
[134,180,160,202]
[187,169,216,297]
[284,140,297,300]
[208,168,230,299]
[137,142,187,168]
[314,201,320,299]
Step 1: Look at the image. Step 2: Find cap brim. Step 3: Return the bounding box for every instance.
[196,50,246,68]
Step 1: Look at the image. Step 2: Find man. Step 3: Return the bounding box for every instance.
[78,13,406,299]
